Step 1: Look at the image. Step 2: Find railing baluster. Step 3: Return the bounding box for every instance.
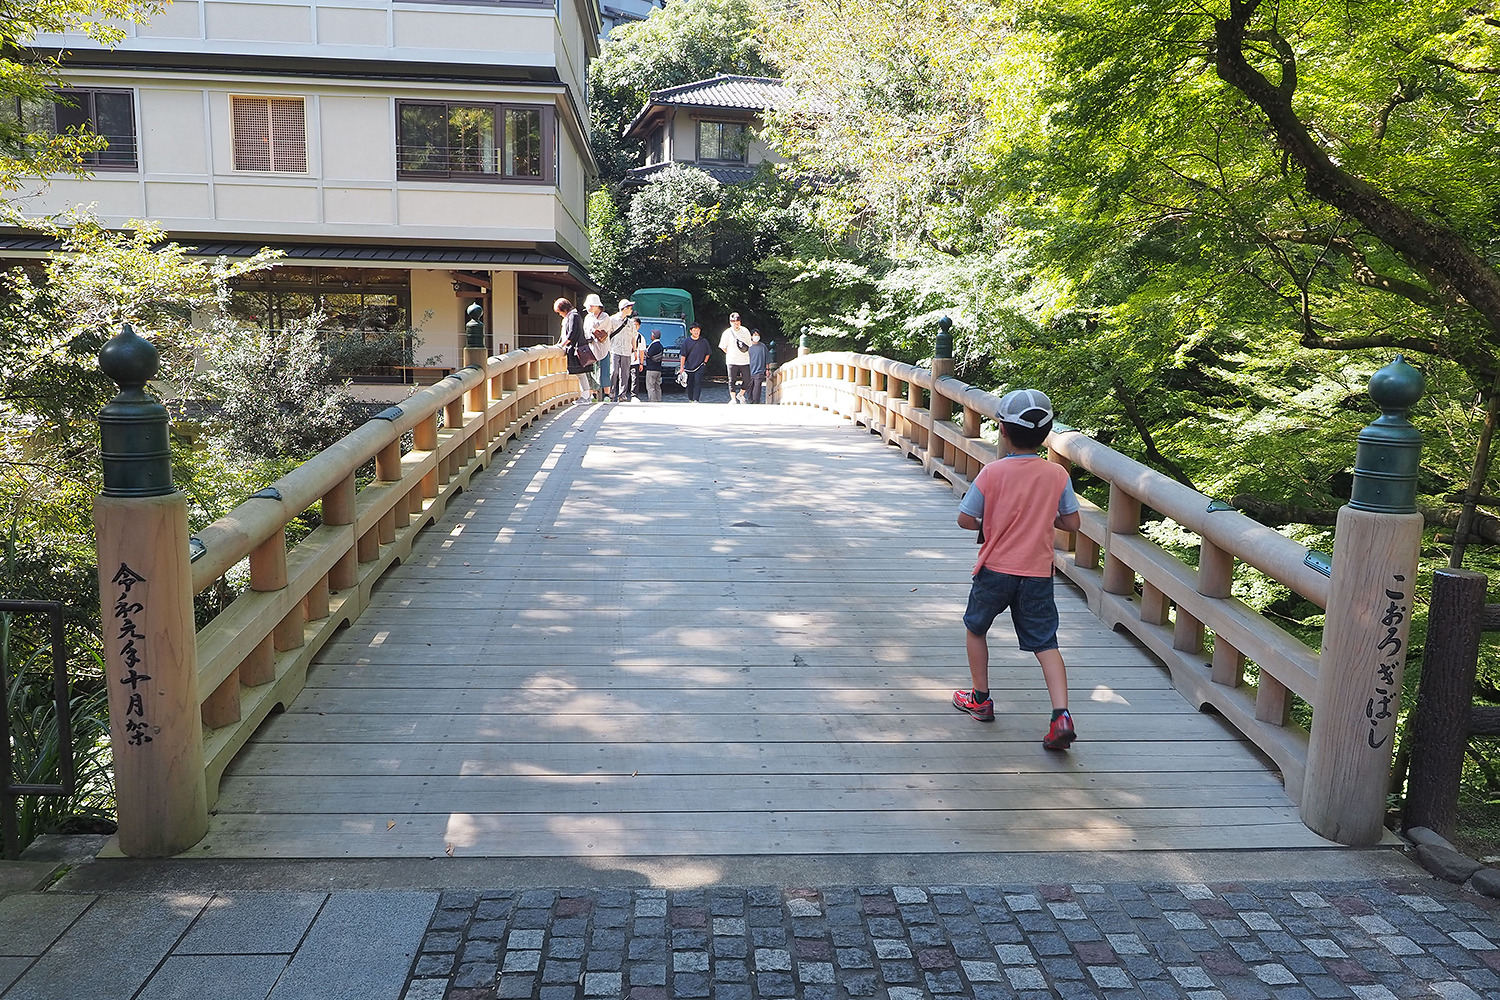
[1102,485,1139,596]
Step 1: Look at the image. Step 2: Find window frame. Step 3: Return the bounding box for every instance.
[229,266,412,335]
[230,95,309,174]
[395,100,557,184]
[3,87,139,171]
[695,119,749,164]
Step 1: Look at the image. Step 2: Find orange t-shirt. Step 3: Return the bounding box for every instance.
[968,456,1072,578]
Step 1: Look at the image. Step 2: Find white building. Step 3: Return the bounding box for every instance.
[7,0,602,397]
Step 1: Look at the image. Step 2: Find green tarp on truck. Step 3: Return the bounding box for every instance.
[631,287,694,327]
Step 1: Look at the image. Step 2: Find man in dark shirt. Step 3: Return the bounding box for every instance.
[644,329,666,401]
[678,322,713,403]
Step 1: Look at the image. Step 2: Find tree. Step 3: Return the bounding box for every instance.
[760,0,1500,534]
[0,0,166,191]
[589,0,776,183]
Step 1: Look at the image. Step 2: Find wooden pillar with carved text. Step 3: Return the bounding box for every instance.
[1302,357,1426,846]
[92,325,207,857]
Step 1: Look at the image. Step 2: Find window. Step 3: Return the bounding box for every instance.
[697,121,748,162]
[397,102,555,182]
[2,88,137,169]
[231,96,307,172]
[230,267,410,334]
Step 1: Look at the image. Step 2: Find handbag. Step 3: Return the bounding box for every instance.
[676,369,688,387]
[735,338,749,353]
[590,326,611,361]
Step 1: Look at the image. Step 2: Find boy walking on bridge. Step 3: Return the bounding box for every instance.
[952,389,1083,750]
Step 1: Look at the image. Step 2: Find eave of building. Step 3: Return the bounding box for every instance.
[621,162,761,187]
[0,233,595,286]
[622,99,759,141]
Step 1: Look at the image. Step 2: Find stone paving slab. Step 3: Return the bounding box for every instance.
[0,893,206,1000]
[173,890,326,955]
[267,890,439,1000]
[0,892,92,956]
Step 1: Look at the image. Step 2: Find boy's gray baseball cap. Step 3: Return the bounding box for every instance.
[997,388,1053,428]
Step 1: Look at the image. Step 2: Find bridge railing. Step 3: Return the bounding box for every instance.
[94,326,573,855]
[772,338,1427,847]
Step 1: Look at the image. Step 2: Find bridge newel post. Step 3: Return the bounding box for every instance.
[1302,356,1427,845]
[798,328,809,357]
[463,301,489,416]
[93,323,208,857]
[930,318,953,475]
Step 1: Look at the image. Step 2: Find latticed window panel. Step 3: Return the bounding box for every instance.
[231,96,307,172]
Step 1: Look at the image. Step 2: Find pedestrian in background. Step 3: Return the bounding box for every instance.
[720,312,751,404]
[556,297,597,403]
[607,298,638,402]
[679,322,712,403]
[582,294,613,400]
[747,329,768,404]
[643,328,665,402]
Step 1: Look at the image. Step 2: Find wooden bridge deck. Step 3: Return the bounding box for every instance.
[196,402,1334,857]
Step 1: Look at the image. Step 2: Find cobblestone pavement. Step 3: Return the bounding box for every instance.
[405,879,1500,1000]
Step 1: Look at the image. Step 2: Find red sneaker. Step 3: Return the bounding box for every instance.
[1043,711,1076,751]
[952,689,994,722]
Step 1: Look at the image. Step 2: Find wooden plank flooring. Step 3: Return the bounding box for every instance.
[199,402,1334,857]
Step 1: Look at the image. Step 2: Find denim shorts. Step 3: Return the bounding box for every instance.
[963,568,1059,652]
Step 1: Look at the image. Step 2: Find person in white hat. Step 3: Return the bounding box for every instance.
[951,388,1082,752]
[580,293,612,400]
[606,298,639,401]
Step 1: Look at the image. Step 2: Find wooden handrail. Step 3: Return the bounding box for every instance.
[185,345,573,804]
[774,351,1332,807]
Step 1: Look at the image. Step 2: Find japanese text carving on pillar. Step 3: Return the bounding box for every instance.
[111,562,153,746]
[1366,573,1407,750]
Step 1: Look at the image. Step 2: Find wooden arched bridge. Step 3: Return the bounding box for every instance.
[92,332,1423,859]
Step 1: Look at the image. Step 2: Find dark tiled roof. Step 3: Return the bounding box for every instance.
[622,162,761,187]
[0,235,586,276]
[624,75,796,138]
[646,75,795,111]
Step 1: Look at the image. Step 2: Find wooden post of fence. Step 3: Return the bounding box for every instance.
[930,318,953,477]
[1303,357,1426,846]
[1403,568,1488,838]
[463,301,489,416]
[92,324,208,857]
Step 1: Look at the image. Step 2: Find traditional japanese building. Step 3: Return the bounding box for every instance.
[621,75,794,187]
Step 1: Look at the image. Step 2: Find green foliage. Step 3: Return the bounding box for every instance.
[0,0,165,191]
[189,319,361,460]
[589,0,776,183]
[4,635,115,850]
[598,164,805,336]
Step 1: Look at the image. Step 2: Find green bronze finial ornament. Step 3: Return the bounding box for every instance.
[1349,355,1425,514]
[98,322,175,498]
[465,300,484,350]
[934,316,953,360]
